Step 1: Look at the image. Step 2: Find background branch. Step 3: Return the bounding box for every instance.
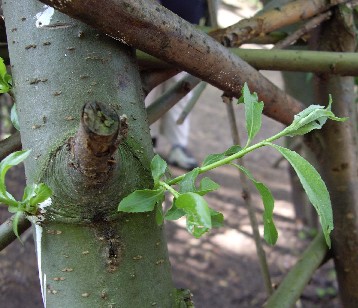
[147,74,201,125]
[272,11,332,49]
[137,48,358,76]
[0,131,21,161]
[264,232,328,307]
[0,213,30,251]
[140,68,180,95]
[210,0,350,47]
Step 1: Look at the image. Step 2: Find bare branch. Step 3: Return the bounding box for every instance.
[0,131,21,161]
[210,0,351,47]
[147,74,201,125]
[273,11,332,49]
[0,213,30,251]
[38,0,304,125]
[264,232,328,307]
[137,48,358,76]
[140,68,180,95]
[176,81,207,125]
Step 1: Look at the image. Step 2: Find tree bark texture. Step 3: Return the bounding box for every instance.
[311,5,358,306]
[38,0,304,126]
[3,1,176,306]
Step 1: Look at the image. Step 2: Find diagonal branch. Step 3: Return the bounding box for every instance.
[147,74,201,125]
[0,213,31,251]
[38,0,304,125]
[264,232,328,307]
[0,131,21,161]
[272,11,332,49]
[210,0,351,47]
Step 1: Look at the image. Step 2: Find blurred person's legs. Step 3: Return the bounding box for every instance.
[145,73,198,170]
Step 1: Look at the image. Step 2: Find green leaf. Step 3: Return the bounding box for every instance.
[10,104,20,131]
[210,208,224,228]
[224,145,242,156]
[155,204,164,226]
[281,96,346,137]
[22,184,37,203]
[201,145,242,168]
[232,164,278,245]
[178,168,199,193]
[165,200,186,220]
[176,192,211,238]
[12,211,22,241]
[202,153,226,167]
[151,154,167,187]
[0,150,31,194]
[0,190,17,207]
[239,83,264,146]
[118,189,165,213]
[197,177,220,196]
[268,143,333,247]
[28,183,52,209]
[0,57,12,93]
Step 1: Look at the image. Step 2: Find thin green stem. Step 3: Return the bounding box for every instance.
[167,131,286,186]
[159,181,179,199]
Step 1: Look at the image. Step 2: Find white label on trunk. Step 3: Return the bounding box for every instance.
[35,5,55,28]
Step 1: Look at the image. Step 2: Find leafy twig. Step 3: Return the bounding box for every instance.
[119,83,345,247]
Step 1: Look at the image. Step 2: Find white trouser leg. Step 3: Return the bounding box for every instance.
[145,72,192,148]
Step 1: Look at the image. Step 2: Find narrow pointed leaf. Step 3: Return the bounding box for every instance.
[22,184,37,202]
[0,150,31,193]
[12,211,22,241]
[0,190,17,207]
[238,83,264,145]
[224,145,242,156]
[11,104,20,131]
[202,145,242,168]
[281,97,346,137]
[268,143,333,247]
[155,204,164,226]
[151,154,167,187]
[118,189,165,213]
[202,153,225,167]
[28,183,53,208]
[232,164,278,245]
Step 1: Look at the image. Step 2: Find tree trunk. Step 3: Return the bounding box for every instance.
[311,5,358,306]
[3,1,177,306]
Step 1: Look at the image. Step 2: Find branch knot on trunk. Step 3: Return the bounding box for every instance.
[71,101,127,183]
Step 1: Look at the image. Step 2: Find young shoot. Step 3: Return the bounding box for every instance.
[0,150,52,239]
[119,83,346,247]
